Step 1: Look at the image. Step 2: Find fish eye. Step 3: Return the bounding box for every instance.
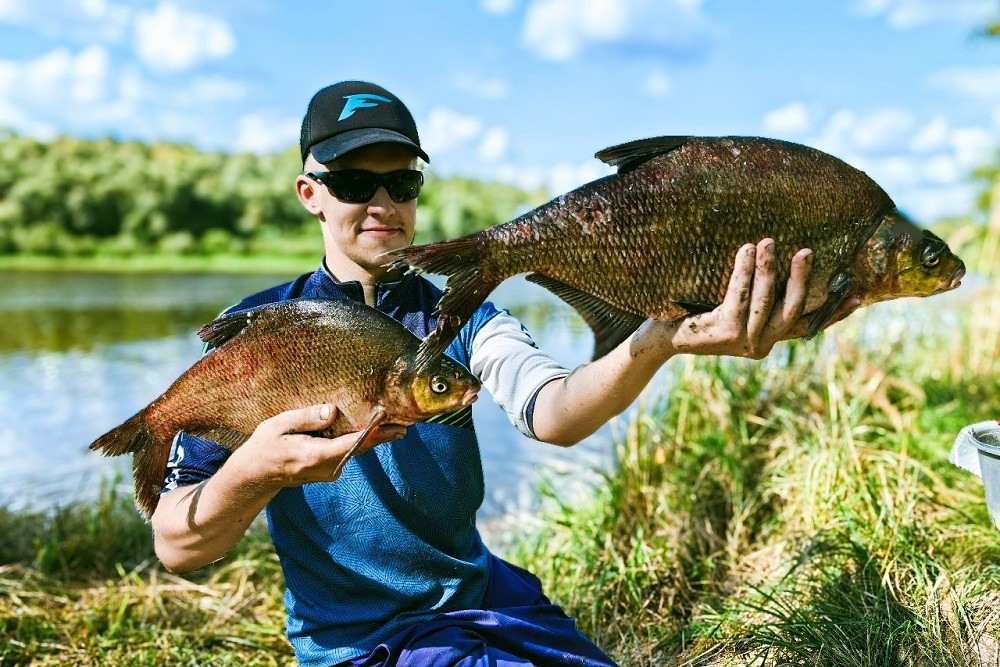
[430,375,450,394]
[922,246,940,267]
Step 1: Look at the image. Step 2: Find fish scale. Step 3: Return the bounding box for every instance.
[389,135,965,366]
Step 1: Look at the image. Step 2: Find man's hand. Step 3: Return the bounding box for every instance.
[233,404,407,489]
[637,238,860,360]
[153,403,405,573]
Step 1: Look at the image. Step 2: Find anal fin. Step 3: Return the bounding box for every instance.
[673,299,718,315]
[527,273,646,361]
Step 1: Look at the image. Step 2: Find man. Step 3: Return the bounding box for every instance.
[151,81,850,666]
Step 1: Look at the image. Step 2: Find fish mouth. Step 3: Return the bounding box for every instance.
[461,387,479,406]
[947,264,966,290]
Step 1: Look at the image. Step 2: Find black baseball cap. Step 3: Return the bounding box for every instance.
[299,81,429,165]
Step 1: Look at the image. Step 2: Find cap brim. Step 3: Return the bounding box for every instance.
[309,128,430,164]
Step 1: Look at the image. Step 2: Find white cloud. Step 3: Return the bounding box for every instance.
[545,160,613,194]
[0,45,112,109]
[421,107,484,155]
[928,67,1000,103]
[234,112,299,154]
[811,108,916,155]
[643,70,671,98]
[0,99,57,139]
[856,0,995,29]
[477,127,510,162]
[0,44,251,149]
[521,0,710,61]
[0,0,29,22]
[187,76,247,105]
[948,126,995,171]
[0,0,131,42]
[801,106,996,221]
[762,102,812,136]
[490,158,612,195]
[923,154,960,184]
[481,0,518,14]
[455,73,510,99]
[134,3,235,72]
[910,117,950,152]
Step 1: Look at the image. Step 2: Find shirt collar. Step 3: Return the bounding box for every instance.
[313,257,413,308]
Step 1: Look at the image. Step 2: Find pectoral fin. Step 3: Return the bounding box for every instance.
[526,273,646,361]
[331,405,389,478]
[807,272,854,338]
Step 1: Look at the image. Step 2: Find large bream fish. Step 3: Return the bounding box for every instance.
[90,298,481,519]
[389,136,966,364]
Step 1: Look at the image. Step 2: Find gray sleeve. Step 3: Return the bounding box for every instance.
[470,311,569,439]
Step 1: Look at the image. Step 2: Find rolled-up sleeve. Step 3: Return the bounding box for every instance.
[469,311,569,439]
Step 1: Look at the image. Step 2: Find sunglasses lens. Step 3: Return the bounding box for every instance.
[325,171,379,203]
[317,170,423,203]
[384,171,423,202]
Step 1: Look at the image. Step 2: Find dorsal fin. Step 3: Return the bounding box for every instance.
[198,305,265,348]
[197,298,334,350]
[595,136,691,174]
[526,273,646,361]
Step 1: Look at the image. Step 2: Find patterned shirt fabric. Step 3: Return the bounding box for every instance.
[160,263,582,666]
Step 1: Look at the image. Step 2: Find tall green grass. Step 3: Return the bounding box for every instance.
[516,230,1000,666]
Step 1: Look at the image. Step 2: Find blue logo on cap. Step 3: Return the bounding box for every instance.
[339,94,392,121]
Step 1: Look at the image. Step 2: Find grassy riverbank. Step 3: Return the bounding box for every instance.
[3,260,999,667]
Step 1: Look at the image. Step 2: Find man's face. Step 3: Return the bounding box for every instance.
[301,144,419,276]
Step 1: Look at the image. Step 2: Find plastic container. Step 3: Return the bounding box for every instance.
[950,420,1000,528]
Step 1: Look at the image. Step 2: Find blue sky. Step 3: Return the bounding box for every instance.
[0,0,998,222]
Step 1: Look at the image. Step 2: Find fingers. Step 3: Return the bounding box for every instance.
[760,248,813,341]
[745,239,777,343]
[779,248,813,324]
[721,243,756,324]
[258,403,339,437]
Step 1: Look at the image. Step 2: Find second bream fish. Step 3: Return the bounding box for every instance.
[89,298,481,519]
[388,136,965,364]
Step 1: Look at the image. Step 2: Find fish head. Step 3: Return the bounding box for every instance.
[383,353,481,422]
[890,228,966,297]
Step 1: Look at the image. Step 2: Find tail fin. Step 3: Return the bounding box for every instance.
[90,413,166,520]
[388,237,500,368]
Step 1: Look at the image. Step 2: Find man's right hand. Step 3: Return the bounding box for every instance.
[238,404,407,489]
[152,404,406,573]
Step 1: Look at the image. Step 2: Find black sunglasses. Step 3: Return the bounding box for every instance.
[306,169,424,204]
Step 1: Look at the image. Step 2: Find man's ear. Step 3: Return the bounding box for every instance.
[295,174,324,216]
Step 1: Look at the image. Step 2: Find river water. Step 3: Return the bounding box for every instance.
[0,269,615,520]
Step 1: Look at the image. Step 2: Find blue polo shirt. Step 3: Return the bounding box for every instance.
[163,264,506,666]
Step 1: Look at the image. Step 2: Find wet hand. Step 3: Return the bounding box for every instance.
[235,404,406,488]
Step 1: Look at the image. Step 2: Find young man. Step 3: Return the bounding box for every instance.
[151,81,845,667]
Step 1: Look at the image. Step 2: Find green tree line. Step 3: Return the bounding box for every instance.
[0,133,546,257]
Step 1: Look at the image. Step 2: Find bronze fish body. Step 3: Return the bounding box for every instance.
[389,136,966,364]
[89,298,481,519]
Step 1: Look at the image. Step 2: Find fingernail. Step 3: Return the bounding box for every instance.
[319,404,331,420]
